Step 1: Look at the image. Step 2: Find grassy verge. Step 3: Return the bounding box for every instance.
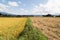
[18,18,48,40]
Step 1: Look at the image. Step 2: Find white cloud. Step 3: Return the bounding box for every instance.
[0,3,16,14]
[42,0,60,13]
[0,3,9,12]
[15,8,29,15]
[0,3,29,15]
[32,0,60,15]
[8,1,19,7]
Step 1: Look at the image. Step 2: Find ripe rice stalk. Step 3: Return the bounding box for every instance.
[0,17,27,40]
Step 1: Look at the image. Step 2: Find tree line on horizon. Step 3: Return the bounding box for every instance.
[0,12,60,17]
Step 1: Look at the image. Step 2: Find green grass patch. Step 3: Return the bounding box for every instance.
[18,18,48,40]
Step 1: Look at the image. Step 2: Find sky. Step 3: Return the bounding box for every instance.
[0,0,60,15]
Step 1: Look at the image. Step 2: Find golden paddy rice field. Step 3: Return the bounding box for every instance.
[0,17,27,40]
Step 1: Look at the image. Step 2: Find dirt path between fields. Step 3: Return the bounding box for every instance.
[31,17,60,40]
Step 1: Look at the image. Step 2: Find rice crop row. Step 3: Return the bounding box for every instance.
[0,17,27,40]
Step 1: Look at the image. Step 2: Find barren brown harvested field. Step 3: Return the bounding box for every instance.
[31,17,60,40]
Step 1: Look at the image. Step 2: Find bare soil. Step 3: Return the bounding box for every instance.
[31,17,60,40]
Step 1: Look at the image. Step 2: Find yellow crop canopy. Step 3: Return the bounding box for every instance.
[0,17,27,40]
